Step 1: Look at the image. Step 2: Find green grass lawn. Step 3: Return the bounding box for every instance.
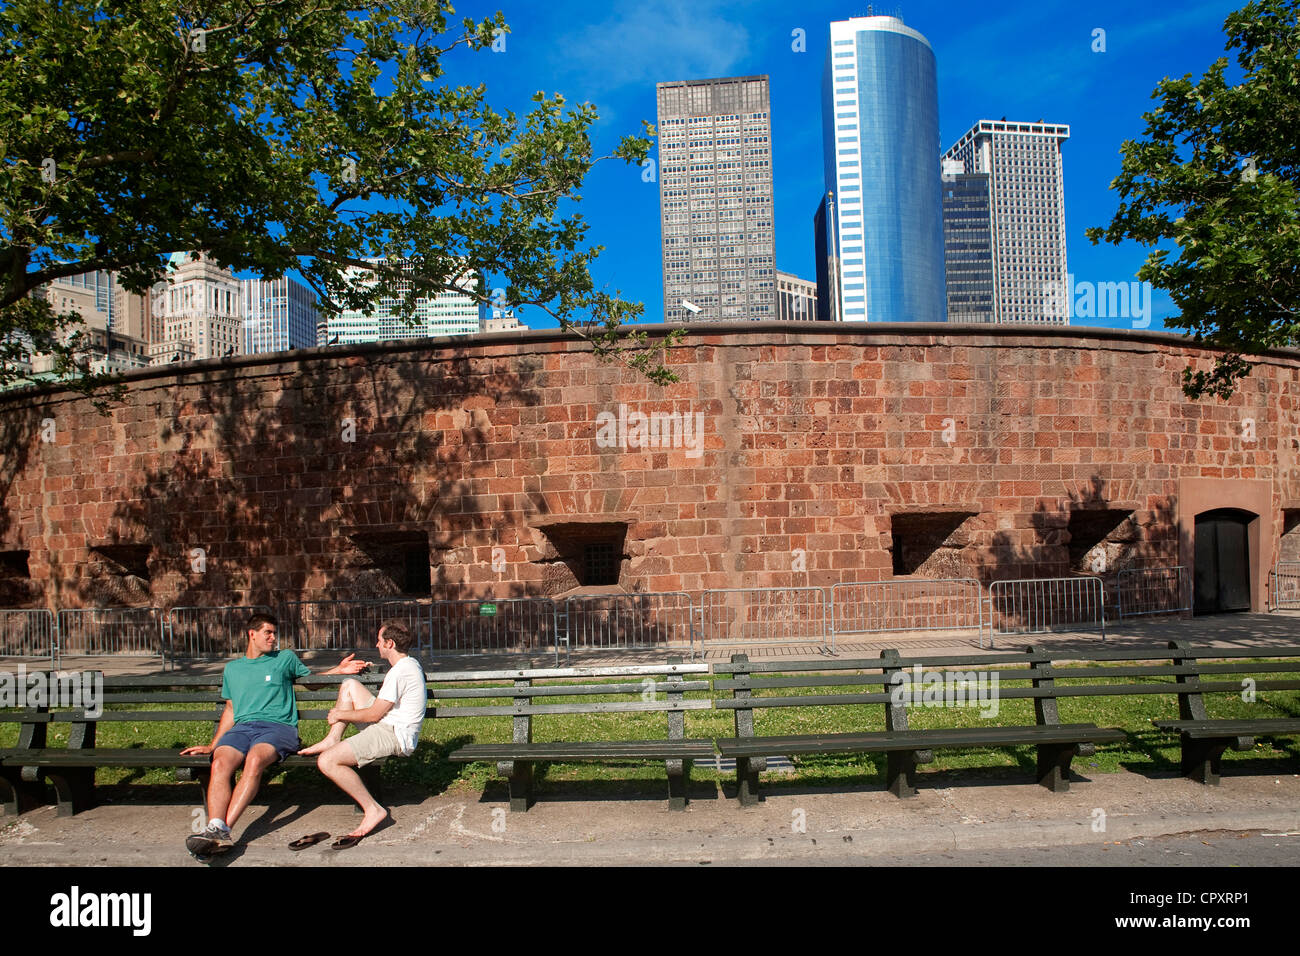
[2,662,1297,798]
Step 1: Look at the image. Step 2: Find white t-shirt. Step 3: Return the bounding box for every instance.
[377,655,427,755]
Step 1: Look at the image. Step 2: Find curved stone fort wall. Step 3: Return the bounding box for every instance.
[1,322,1298,613]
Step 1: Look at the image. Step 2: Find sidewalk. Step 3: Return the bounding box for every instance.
[2,765,1297,866]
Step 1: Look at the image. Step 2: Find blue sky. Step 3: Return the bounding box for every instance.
[404,1,1249,331]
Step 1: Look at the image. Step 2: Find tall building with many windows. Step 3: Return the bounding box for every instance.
[325,259,481,345]
[820,15,946,323]
[242,276,319,354]
[942,119,1070,324]
[657,75,775,323]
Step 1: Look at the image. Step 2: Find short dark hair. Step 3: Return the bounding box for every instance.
[379,620,414,653]
[246,612,279,637]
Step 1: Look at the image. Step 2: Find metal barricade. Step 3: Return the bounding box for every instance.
[830,579,982,651]
[56,607,163,666]
[563,592,695,657]
[988,576,1106,642]
[279,599,432,652]
[429,597,560,663]
[0,608,55,664]
[1270,562,1300,610]
[165,605,277,666]
[1117,567,1190,620]
[697,587,828,649]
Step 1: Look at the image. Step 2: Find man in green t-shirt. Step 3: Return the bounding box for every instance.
[181,612,370,859]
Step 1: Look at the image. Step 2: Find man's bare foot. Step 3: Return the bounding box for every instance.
[297,736,341,756]
[349,806,390,839]
[332,808,390,849]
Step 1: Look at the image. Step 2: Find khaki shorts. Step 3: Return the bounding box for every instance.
[346,722,403,767]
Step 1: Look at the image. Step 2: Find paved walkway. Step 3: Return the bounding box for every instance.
[3,766,1297,866]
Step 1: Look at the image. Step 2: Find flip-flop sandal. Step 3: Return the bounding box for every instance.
[288,832,331,851]
[332,834,365,849]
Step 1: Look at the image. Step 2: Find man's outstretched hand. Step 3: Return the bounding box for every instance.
[333,654,372,675]
[180,745,213,756]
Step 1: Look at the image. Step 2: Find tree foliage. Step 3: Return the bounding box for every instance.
[1086,0,1300,399]
[0,0,680,398]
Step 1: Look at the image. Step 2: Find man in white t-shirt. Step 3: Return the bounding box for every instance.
[298,620,427,846]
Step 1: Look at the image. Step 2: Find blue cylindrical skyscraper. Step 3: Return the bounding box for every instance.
[820,15,945,322]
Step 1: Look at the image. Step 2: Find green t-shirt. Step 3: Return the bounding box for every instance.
[220,650,312,726]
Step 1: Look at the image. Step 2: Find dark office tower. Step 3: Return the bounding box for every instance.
[657,76,775,323]
[941,165,995,323]
[822,15,946,322]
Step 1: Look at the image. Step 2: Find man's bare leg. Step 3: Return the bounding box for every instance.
[317,741,388,837]
[299,679,376,755]
[206,745,245,825]
[224,742,280,830]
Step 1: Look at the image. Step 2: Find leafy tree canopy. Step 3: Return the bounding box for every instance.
[1086,0,1299,399]
[0,0,677,400]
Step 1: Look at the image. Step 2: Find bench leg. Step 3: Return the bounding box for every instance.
[735,757,762,806]
[499,760,532,812]
[1181,736,1229,786]
[886,751,921,798]
[0,767,47,815]
[44,767,96,816]
[1036,743,1077,792]
[666,758,687,811]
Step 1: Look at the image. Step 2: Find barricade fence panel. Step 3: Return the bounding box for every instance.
[0,609,55,663]
[1117,567,1190,619]
[988,577,1106,640]
[830,579,983,650]
[429,598,560,661]
[56,607,163,663]
[166,605,277,663]
[14,569,1239,664]
[563,592,695,654]
[697,587,828,648]
[1270,562,1300,610]
[278,599,432,652]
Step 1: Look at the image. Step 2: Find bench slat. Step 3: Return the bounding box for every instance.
[435,699,712,718]
[717,724,1124,756]
[432,681,710,699]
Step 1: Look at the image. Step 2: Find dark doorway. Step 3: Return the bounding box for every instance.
[1193,509,1252,614]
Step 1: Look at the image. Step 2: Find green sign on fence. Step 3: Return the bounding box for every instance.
[478,603,497,617]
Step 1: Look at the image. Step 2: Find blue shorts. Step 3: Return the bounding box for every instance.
[216,721,301,762]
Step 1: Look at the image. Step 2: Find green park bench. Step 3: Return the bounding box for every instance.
[714,648,1126,804]
[446,659,715,811]
[0,671,400,816]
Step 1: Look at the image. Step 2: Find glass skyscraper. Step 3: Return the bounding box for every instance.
[242,276,319,354]
[941,165,995,323]
[821,16,946,323]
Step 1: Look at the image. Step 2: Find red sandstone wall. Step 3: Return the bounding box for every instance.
[1,325,1298,611]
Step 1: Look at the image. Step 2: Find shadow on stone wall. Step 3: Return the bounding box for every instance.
[86,346,540,611]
